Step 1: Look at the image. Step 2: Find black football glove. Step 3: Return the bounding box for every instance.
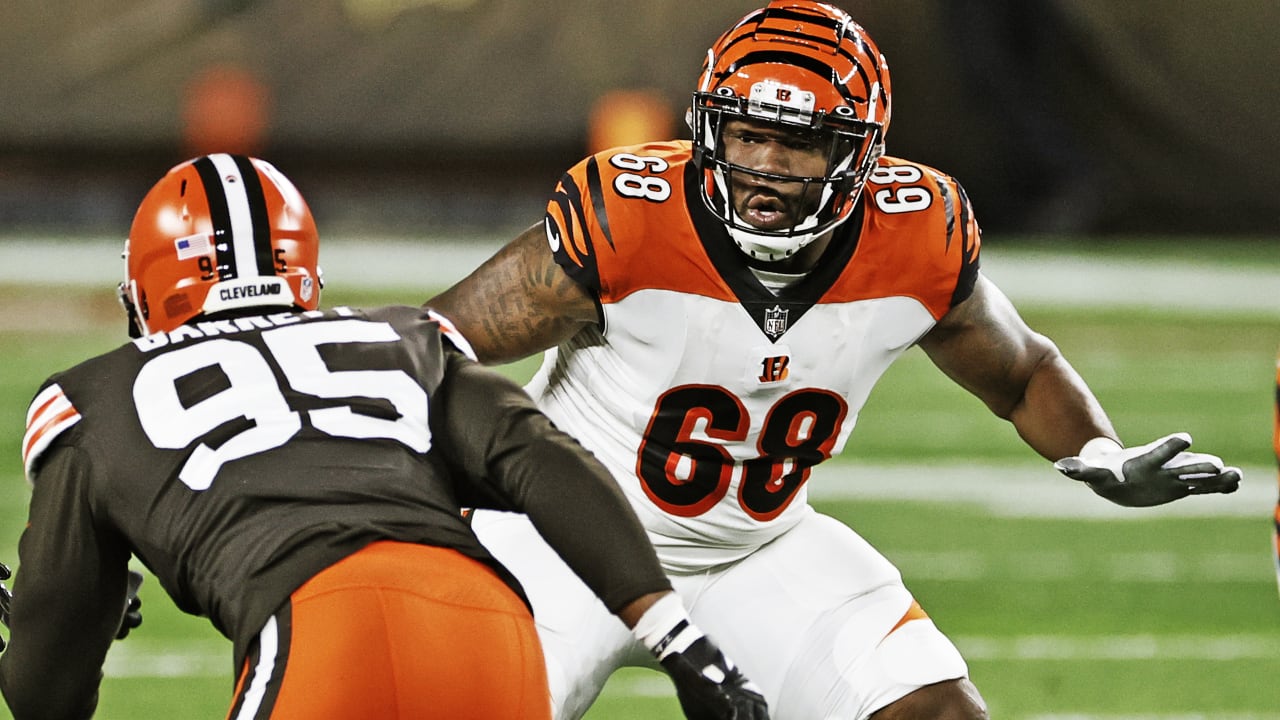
[0,562,12,651]
[1054,433,1242,507]
[117,569,144,640]
[659,632,769,720]
[633,593,768,719]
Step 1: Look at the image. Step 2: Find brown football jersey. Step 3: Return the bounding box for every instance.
[5,304,669,714]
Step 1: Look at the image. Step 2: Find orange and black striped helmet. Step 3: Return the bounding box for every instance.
[119,154,322,336]
[691,1,891,260]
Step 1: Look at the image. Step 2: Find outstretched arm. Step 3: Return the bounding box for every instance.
[426,223,597,365]
[919,274,1240,506]
[917,274,1113,460]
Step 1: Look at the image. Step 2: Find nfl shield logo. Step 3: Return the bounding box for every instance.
[764,305,789,338]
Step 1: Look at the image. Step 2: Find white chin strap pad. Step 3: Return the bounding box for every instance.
[728,224,822,261]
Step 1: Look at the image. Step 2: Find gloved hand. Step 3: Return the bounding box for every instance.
[1054,432,1242,507]
[633,594,768,720]
[659,634,769,720]
[0,562,12,651]
[117,569,145,640]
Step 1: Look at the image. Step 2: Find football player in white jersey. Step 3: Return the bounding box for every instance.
[426,2,1243,718]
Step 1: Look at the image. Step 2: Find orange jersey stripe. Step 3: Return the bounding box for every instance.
[25,386,62,426]
[23,405,79,460]
[22,383,81,480]
[886,598,930,638]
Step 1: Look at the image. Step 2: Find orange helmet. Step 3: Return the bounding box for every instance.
[119,154,322,336]
[691,1,891,260]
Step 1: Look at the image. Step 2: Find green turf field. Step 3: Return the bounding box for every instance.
[0,242,1276,718]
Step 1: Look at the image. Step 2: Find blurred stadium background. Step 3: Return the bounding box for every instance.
[1,0,1277,238]
[1,1,1278,718]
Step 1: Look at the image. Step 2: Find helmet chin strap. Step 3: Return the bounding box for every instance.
[726,216,825,262]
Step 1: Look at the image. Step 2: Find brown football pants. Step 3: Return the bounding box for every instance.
[225,540,551,719]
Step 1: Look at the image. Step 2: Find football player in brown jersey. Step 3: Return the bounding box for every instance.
[0,154,767,720]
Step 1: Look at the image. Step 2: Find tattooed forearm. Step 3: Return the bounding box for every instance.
[426,225,595,365]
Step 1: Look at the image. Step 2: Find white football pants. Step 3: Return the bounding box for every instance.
[471,507,968,720]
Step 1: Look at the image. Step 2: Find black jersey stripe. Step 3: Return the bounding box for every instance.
[546,171,602,293]
[933,172,956,251]
[585,156,616,250]
[558,169,594,257]
[193,155,238,281]
[957,183,974,257]
[950,184,981,309]
[231,154,276,277]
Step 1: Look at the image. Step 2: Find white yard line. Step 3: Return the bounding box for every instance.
[103,638,227,678]
[956,634,1280,661]
[979,251,1280,316]
[884,549,1269,583]
[0,236,504,290]
[109,632,1278,680]
[2,237,1279,314]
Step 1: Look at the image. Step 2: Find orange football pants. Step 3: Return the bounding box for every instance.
[226,540,551,719]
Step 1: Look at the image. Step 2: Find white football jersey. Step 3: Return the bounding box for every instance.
[534,141,980,573]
